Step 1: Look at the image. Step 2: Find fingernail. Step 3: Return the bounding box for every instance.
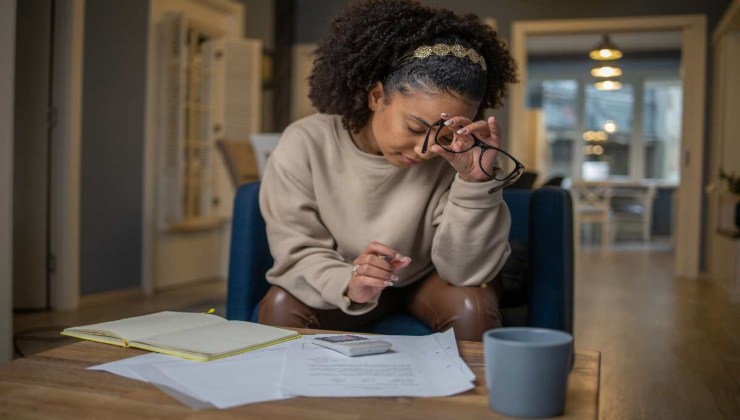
[440,112,450,118]
[443,119,455,126]
[390,275,399,281]
[395,253,403,260]
[456,128,468,134]
[384,281,393,287]
[404,256,412,262]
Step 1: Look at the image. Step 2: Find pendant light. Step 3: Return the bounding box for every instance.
[594,79,622,91]
[589,35,623,60]
[590,65,622,78]
[590,35,623,90]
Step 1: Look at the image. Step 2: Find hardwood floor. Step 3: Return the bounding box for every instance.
[10,244,740,419]
[575,244,740,419]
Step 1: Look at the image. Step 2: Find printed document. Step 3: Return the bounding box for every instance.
[88,330,474,408]
[279,333,474,397]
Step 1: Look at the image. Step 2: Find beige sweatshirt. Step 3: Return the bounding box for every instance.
[259,113,511,315]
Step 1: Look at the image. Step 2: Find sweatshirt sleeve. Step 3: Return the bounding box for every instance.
[431,174,511,286]
[259,141,377,315]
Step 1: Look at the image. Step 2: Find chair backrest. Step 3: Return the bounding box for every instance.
[216,139,259,187]
[249,133,282,178]
[570,182,612,215]
[226,182,273,321]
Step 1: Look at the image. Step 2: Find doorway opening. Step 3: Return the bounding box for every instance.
[509,15,707,278]
[526,31,681,248]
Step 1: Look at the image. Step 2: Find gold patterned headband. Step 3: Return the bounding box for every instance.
[399,43,487,72]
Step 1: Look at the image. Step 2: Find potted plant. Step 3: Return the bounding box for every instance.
[718,169,740,228]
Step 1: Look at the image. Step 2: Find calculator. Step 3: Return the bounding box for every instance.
[311,335,392,357]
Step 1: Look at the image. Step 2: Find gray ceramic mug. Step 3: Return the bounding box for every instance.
[483,327,574,418]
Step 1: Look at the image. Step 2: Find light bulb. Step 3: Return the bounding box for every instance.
[604,120,617,133]
[591,66,623,78]
[595,80,622,91]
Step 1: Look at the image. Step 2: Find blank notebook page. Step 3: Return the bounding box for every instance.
[133,321,296,355]
[68,312,224,342]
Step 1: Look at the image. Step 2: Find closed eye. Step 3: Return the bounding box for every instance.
[406,124,426,135]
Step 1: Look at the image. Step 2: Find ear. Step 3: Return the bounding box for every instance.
[367,81,384,112]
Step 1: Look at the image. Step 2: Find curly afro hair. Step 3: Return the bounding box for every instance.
[308,0,518,132]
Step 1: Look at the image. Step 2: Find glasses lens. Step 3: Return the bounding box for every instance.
[480,148,520,181]
[434,124,475,153]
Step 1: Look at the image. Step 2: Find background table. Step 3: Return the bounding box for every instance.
[0,329,600,419]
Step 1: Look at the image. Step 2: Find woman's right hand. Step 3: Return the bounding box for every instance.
[346,242,412,303]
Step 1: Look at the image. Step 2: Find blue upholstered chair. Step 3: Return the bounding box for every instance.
[227,182,573,335]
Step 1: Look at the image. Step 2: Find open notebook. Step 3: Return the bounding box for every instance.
[61,311,300,362]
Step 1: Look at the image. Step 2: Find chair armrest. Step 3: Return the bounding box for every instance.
[527,187,574,333]
[226,182,273,321]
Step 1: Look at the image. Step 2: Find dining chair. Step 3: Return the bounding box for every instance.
[216,139,260,187]
[611,184,657,242]
[570,182,614,247]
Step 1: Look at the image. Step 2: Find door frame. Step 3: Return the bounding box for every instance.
[48,0,85,310]
[1,0,17,362]
[509,15,707,279]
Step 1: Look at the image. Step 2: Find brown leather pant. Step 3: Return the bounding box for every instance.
[258,271,502,342]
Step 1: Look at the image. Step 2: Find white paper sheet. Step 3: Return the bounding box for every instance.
[279,333,474,398]
[88,352,182,382]
[88,341,293,409]
[128,363,214,409]
[88,331,474,407]
[434,328,476,381]
[135,346,292,409]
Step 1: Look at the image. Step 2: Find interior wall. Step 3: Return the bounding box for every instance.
[12,0,53,309]
[81,0,149,294]
[291,43,316,121]
[707,25,740,296]
[1,0,17,363]
[239,0,273,49]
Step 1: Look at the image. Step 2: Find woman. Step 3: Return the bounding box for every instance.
[258,0,519,341]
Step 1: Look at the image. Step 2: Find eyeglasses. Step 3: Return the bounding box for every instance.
[421,119,525,194]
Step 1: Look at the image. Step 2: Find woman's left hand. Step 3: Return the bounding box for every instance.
[429,115,501,183]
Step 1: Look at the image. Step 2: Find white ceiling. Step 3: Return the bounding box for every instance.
[527,31,682,55]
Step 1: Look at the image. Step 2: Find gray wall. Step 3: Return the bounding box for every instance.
[13,0,52,310]
[296,0,731,43]
[81,0,149,294]
[1,0,17,363]
[240,0,274,49]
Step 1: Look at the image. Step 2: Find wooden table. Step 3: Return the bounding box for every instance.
[0,330,601,419]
